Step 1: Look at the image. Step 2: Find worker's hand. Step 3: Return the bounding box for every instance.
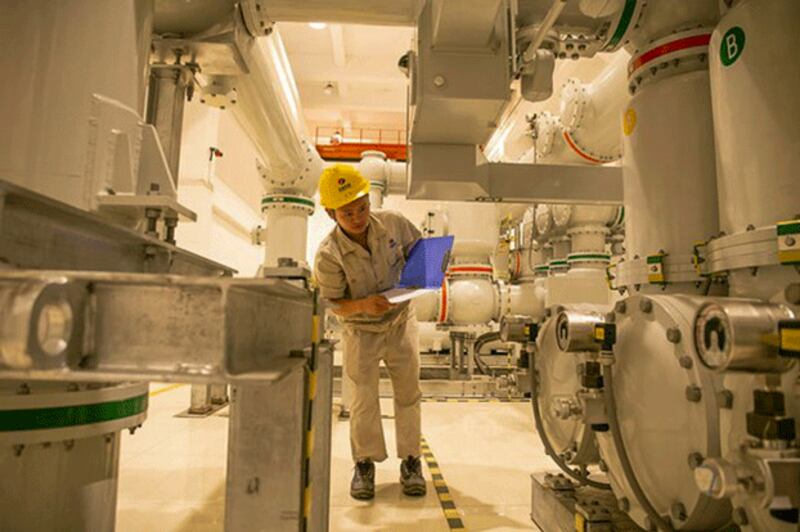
[359,295,396,316]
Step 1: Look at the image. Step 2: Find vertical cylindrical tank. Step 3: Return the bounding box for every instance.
[0,0,153,209]
[623,70,719,259]
[709,0,800,233]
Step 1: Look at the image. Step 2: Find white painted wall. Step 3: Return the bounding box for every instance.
[175,101,263,276]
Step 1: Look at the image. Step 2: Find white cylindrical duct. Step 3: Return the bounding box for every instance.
[0,0,153,210]
[383,160,407,195]
[625,0,719,51]
[358,151,388,210]
[508,282,545,320]
[622,70,719,259]
[254,0,418,26]
[261,199,314,267]
[412,290,440,322]
[445,278,498,325]
[709,0,800,233]
[232,27,324,197]
[559,51,629,164]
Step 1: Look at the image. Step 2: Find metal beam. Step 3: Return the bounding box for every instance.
[406,143,623,204]
[0,179,232,276]
[0,271,314,384]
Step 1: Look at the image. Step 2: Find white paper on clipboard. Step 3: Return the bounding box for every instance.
[380,287,436,304]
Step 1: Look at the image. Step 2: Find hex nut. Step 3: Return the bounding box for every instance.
[679,356,694,369]
[639,298,653,313]
[666,327,681,343]
[686,385,702,402]
[615,301,627,314]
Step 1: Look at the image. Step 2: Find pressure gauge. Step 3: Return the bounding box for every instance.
[694,303,732,370]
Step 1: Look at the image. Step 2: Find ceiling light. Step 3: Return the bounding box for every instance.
[309,22,327,30]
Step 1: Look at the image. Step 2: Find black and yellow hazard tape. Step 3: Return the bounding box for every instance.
[421,397,529,404]
[420,436,467,530]
[302,291,322,532]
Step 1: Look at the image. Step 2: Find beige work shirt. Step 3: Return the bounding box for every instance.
[314,210,422,330]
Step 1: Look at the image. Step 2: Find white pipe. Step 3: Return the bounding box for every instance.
[255,0,420,27]
[233,27,324,198]
[559,51,629,164]
[263,208,309,267]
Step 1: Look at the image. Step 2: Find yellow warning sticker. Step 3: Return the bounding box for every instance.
[623,108,637,136]
[781,328,800,353]
[575,512,586,532]
[594,326,605,341]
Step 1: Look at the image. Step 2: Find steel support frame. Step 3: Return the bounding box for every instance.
[0,268,332,531]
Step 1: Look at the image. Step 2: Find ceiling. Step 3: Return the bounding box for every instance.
[277,21,414,140]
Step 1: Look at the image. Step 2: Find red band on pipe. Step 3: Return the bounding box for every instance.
[438,279,448,323]
[628,34,711,76]
[563,131,603,164]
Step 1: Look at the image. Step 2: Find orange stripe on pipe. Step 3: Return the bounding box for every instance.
[563,132,603,164]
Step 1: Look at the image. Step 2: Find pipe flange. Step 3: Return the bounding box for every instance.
[615,254,706,288]
[600,0,642,52]
[704,225,799,275]
[567,253,612,267]
[628,28,714,95]
[446,265,494,279]
[260,195,315,215]
[567,225,611,237]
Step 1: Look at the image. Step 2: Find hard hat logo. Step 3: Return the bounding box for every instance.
[319,164,371,210]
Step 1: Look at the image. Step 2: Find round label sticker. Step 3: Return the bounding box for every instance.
[623,108,637,136]
[720,26,745,66]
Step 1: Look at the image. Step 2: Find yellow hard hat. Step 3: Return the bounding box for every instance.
[319,164,371,210]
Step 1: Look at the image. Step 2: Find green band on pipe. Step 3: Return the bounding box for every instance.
[603,0,637,51]
[0,394,148,432]
[261,196,316,209]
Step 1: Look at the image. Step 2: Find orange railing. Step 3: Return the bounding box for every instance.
[314,126,406,146]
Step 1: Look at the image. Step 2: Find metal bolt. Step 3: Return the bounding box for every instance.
[784,283,800,305]
[671,502,687,521]
[686,385,702,402]
[16,383,30,395]
[128,426,138,435]
[13,444,24,457]
[717,389,734,409]
[433,75,446,87]
[247,477,260,494]
[618,497,630,512]
[615,301,627,314]
[63,440,75,451]
[786,236,796,247]
[666,327,681,343]
[732,507,749,526]
[104,433,114,444]
[687,452,704,469]
[679,355,694,369]
[639,298,653,313]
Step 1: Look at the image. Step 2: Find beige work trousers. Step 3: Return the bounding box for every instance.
[342,313,421,463]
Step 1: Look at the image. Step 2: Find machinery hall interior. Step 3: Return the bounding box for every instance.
[1,0,799,531]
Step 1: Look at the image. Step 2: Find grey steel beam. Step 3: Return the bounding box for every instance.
[0,271,313,384]
[0,179,231,276]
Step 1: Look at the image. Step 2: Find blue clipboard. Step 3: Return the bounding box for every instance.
[397,236,455,289]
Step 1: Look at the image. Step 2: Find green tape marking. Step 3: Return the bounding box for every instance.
[603,0,637,51]
[0,394,148,432]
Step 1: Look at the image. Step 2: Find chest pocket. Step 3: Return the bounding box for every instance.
[342,254,372,300]
[386,246,406,286]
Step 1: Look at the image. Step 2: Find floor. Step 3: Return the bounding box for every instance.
[116,383,551,531]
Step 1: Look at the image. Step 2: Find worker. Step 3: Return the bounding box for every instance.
[314,163,426,500]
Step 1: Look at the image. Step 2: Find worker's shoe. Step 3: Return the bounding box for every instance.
[350,460,375,500]
[400,455,426,496]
